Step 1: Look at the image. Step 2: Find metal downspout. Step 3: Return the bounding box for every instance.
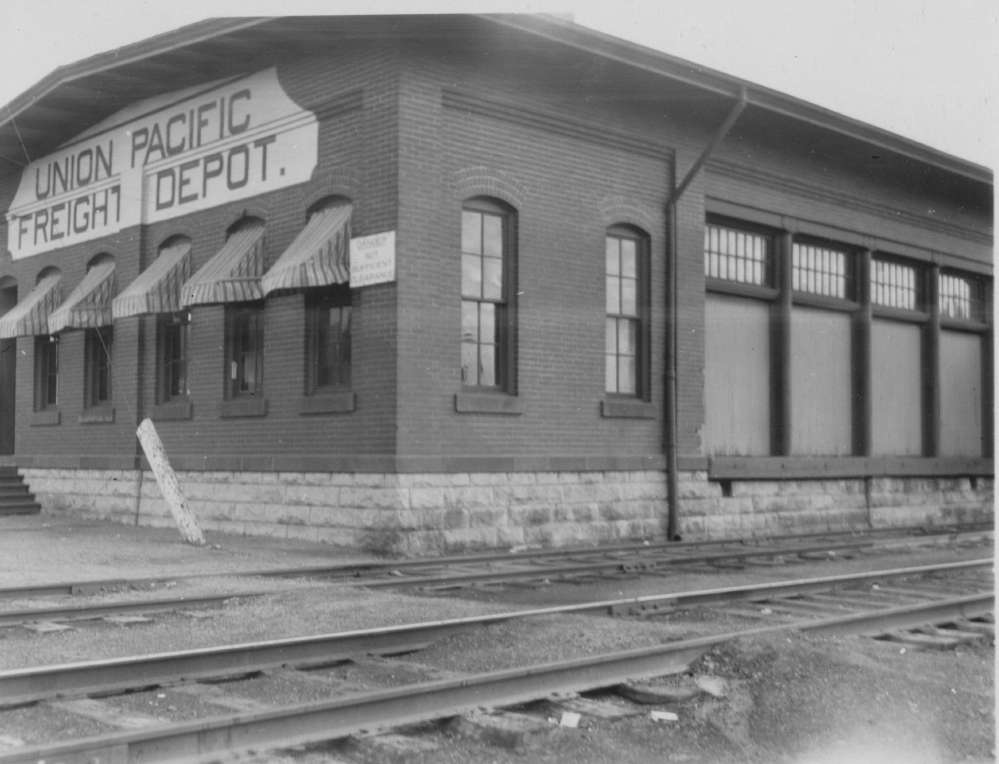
[665,88,747,541]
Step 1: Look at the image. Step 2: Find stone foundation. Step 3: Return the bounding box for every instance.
[21,468,993,554]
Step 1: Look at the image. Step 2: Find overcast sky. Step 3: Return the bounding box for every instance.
[1,0,996,168]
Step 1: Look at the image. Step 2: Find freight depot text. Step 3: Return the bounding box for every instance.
[13,88,284,249]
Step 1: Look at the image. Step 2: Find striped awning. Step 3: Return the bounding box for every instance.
[48,259,117,333]
[0,271,62,338]
[181,222,266,307]
[260,204,351,296]
[112,239,192,320]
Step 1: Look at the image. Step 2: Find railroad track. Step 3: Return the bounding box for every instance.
[0,592,268,632]
[0,524,988,633]
[0,523,990,603]
[0,559,991,762]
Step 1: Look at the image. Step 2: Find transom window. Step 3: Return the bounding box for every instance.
[461,199,514,390]
[939,272,985,322]
[793,242,851,299]
[872,258,920,311]
[704,223,772,286]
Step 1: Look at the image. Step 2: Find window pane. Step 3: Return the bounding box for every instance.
[482,256,503,301]
[461,301,478,343]
[618,354,636,394]
[605,353,617,392]
[618,319,636,356]
[482,214,503,257]
[620,240,636,277]
[606,275,620,314]
[793,242,848,298]
[605,238,619,275]
[461,211,481,254]
[605,318,616,354]
[479,302,495,344]
[620,277,637,316]
[461,341,478,385]
[479,343,496,387]
[461,254,482,298]
[704,223,771,286]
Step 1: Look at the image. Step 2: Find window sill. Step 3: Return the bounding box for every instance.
[600,398,656,419]
[219,397,268,418]
[79,405,115,424]
[152,399,193,421]
[299,390,356,415]
[708,455,994,479]
[31,409,61,427]
[454,390,523,415]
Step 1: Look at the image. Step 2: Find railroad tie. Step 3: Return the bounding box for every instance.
[876,631,963,650]
[345,732,441,762]
[447,709,554,751]
[546,694,644,718]
[46,698,166,729]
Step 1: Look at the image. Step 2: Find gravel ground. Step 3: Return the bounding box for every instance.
[0,514,993,762]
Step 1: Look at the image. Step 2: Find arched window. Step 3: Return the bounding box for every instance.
[605,225,649,397]
[460,197,517,391]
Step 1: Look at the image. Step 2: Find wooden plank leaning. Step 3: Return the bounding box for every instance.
[136,417,205,546]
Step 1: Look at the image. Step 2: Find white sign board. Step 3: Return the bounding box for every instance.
[7,68,318,259]
[350,231,396,287]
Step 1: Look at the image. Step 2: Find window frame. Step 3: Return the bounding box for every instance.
[870,254,928,321]
[305,285,352,395]
[156,311,190,404]
[604,224,651,400]
[83,326,113,409]
[459,197,517,395]
[223,302,264,401]
[791,236,858,308]
[938,269,988,326]
[33,335,59,412]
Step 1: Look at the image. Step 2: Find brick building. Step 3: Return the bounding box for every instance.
[0,15,991,551]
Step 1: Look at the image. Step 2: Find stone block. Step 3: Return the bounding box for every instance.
[467,506,508,528]
[442,527,500,551]
[338,486,407,511]
[444,486,494,511]
[569,502,598,522]
[279,484,335,507]
[496,483,563,506]
[308,506,370,527]
[509,505,554,526]
[495,525,526,547]
[730,480,783,497]
[409,487,445,510]
[678,477,723,499]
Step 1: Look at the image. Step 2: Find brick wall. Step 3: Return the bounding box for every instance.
[1,40,403,470]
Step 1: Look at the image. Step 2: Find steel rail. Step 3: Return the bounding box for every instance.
[0,558,990,707]
[0,524,989,600]
[0,591,991,764]
[0,591,268,628]
[356,539,897,588]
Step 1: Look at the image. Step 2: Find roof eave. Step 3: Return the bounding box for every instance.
[0,17,271,127]
[483,13,993,186]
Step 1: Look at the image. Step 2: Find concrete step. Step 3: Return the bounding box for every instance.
[0,502,40,516]
[0,469,40,515]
